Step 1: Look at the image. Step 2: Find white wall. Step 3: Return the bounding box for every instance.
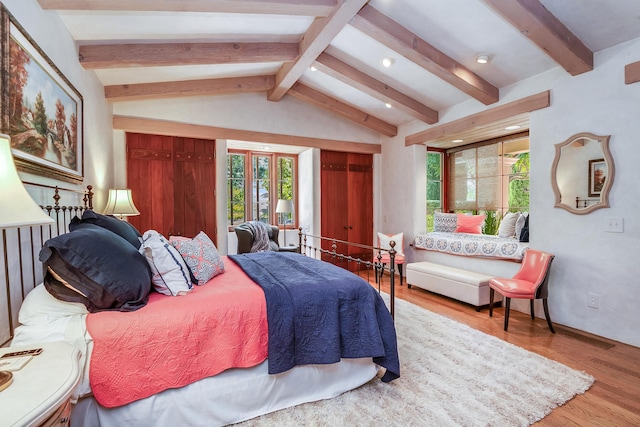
[6,0,114,208]
[387,37,640,347]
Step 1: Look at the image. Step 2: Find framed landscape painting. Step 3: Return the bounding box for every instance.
[588,158,606,197]
[1,7,83,183]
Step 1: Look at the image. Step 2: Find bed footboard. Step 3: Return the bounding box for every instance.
[296,228,398,319]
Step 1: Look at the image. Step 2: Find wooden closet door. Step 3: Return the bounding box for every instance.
[321,151,349,262]
[320,150,373,269]
[173,137,216,239]
[126,133,174,236]
[126,133,216,242]
[347,153,373,262]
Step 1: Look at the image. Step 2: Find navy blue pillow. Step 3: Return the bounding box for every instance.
[519,215,529,243]
[70,210,142,249]
[40,226,151,312]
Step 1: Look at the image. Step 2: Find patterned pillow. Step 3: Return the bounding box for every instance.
[140,230,193,296]
[171,232,225,285]
[433,212,458,233]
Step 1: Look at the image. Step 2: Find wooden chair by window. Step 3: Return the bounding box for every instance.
[488,249,556,332]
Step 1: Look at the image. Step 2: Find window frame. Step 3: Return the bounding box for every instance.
[227,149,298,231]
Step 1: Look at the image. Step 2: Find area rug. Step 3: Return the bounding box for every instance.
[239,295,594,426]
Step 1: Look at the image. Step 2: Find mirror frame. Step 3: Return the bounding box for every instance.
[551,132,614,214]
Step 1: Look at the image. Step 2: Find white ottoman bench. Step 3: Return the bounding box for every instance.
[406,261,501,311]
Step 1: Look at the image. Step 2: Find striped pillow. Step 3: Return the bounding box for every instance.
[140,230,193,296]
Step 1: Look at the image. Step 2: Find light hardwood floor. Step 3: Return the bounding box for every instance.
[363,272,640,427]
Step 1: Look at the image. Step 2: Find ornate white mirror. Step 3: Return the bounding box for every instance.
[551,132,614,214]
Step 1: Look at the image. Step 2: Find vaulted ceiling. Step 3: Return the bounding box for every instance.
[37,0,640,147]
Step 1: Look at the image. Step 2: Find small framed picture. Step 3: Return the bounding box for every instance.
[588,158,606,197]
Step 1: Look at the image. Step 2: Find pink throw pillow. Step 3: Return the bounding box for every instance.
[170,232,224,285]
[455,214,485,234]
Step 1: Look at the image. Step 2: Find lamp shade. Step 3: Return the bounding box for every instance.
[275,199,294,214]
[102,189,140,218]
[0,134,54,228]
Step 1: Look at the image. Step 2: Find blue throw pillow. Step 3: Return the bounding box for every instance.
[40,226,151,312]
[70,210,142,249]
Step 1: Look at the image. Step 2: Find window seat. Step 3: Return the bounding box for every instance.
[412,232,528,262]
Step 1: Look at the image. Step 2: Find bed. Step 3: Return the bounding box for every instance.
[2,185,400,426]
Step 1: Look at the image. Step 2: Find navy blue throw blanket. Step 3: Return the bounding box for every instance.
[229,252,400,382]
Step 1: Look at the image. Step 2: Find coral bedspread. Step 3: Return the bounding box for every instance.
[86,256,268,408]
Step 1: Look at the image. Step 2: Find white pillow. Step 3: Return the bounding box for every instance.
[498,212,520,238]
[140,230,193,296]
[515,213,528,239]
[377,232,404,256]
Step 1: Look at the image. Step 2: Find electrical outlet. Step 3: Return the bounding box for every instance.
[605,217,624,233]
[588,292,600,309]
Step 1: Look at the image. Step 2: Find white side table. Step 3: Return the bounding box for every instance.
[0,342,81,426]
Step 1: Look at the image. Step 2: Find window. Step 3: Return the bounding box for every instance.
[426,151,443,231]
[227,150,297,228]
[425,135,530,232]
[447,136,529,217]
[227,152,246,226]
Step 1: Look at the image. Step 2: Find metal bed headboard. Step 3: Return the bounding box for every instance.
[1,184,93,347]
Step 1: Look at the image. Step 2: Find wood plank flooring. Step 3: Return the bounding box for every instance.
[364,272,640,426]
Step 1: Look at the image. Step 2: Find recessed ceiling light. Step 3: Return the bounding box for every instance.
[385,103,392,109]
[452,139,464,143]
[381,57,395,68]
[475,53,491,64]
[505,125,521,131]
[309,66,317,71]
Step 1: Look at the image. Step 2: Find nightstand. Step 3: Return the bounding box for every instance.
[0,342,81,426]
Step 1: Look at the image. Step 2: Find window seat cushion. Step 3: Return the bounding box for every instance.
[413,232,528,261]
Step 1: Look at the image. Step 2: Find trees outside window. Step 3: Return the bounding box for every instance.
[227,150,296,228]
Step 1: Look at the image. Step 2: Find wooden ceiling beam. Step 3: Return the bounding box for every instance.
[37,0,337,16]
[267,0,369,101]
[113,115,381,154]
[288,83,397,137]
[351,4,499,106]
[482,0,593,76]
[315,53,438,124]
[104,75,275,102]
[78,42,298,69]
[405,90,550,146]
[625,61,640,85]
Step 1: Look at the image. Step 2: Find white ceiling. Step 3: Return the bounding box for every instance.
[42,0,640,149]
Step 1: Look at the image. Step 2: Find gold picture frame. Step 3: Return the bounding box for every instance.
[0,6,83,183]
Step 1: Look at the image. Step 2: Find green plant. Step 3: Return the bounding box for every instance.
[482,210,500,235]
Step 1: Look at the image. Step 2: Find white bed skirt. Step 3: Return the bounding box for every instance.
[71,358,378,426]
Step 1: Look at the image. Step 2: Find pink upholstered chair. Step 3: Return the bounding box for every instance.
[376,232,405,286]
[489,249,556,333]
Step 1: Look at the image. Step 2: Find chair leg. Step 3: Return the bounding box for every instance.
[489,288,494,317]
[398,264,403,286]
[504,297,511,331]
[530,299,535,319]
[542,298,556,333]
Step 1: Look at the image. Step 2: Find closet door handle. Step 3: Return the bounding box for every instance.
[343,226,348,230]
